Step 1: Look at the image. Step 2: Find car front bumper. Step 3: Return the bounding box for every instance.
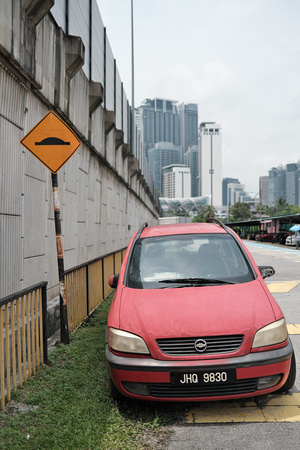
[106,340,294,401]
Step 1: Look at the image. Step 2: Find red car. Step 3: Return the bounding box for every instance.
[106,220,296,402]
[255,232,275,242]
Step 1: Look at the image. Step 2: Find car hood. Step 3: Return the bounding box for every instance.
[118,280,279,357]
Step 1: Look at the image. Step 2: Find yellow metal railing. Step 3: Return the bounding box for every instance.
[0,282,47,410]
[65,249,126,334]
[0,248,126,409]
[66,266,87,334]
[88,259,103,313]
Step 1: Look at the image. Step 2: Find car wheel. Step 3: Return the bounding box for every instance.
[109,375,125,401]
[277,351,296,393]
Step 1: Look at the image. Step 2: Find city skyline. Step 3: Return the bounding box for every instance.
[139,95,300,207]
[97,0,300,196]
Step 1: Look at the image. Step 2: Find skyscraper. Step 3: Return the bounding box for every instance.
[179,103,198,162]
[222,178,239,206]
[259,176,269,206]
[286,162,300,206]
[163,164,191,198]
[227,182,250,206]
[138,98,180,160]
[148,142,180,196]
[268,166,286,207]
[198,122,222,206]
[184,145,198,197]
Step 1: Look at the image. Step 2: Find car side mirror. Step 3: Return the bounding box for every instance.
[108,274,119,288]
[258,266,275,279]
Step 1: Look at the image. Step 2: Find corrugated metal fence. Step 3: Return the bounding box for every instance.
[0,248,126,410]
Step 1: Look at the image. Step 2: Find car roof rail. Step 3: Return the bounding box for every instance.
[137,222,148,238]
[206,217,228,231]
[130,222,148,249]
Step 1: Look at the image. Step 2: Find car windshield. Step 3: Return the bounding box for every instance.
[126,233,255,289]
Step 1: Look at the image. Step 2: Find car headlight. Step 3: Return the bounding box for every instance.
[252,318,287,348]
[108,327,150,354]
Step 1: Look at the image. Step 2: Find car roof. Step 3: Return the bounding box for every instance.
[140,222,228,238]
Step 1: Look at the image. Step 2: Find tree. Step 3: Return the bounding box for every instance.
[266,198,300,216]
[204,205,217,220]
[229,202,252,221]
[287,204,300,214]
[274,198,287,210]
[192,214,205,223]
[192,205,217,222]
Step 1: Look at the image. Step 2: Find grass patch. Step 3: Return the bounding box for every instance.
[0,294,182,449]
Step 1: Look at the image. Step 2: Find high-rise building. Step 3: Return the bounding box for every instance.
[198,122,222,206]
[268,166,286,207]
[138,99,200,197]
[148,142,180,196]
[179,103,198,162]
[227,182,250,206]
[184,146,198,197]
[163,164,191,198]
[261,161,300,207]
[138,98,180,160]
[222,178,239,206]
[286,162,300,206]
[259,176,269,206]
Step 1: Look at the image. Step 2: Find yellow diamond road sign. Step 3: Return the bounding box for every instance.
[20,111,81,173]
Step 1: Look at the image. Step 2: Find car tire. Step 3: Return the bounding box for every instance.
[109,375,125,401]
[277,351,296,393]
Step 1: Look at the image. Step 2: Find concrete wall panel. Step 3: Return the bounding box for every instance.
[89,107,105,156]
[123,92,129,145]
[0,118,23,216]
[64,190,77,254]
[23,175,47,259]
[86,198,96,257]
[0,64,26,129]
[46,216,60,291]
[69,72,89,140]
[105,130,115,168]
[115,68,122,130]
[69,0,90,78]
[64,156,79,195]
[77,169,87,224]
[23,254,46,287]
[0,0,12,54]
[91,0,104,85]
[35,17,56,103]
[0,215,22,296]
[105,38,114,112]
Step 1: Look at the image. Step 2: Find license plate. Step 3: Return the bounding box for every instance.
[170,369,236,386]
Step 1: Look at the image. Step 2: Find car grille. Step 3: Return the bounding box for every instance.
[156,335,244,356]
[149,379,257,398]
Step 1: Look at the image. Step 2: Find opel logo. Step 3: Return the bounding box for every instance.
[194,339,207,352]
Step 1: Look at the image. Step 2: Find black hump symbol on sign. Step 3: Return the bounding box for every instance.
[35,137,70,146]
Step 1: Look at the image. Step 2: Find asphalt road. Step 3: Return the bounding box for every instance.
[167,240,300,450]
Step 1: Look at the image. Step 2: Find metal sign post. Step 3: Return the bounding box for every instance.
[51,173,69,344]
[21,111,81,344]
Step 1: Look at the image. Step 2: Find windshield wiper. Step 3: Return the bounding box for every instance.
[159,277,235,285]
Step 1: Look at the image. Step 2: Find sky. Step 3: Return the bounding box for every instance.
[96,0,300,196]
